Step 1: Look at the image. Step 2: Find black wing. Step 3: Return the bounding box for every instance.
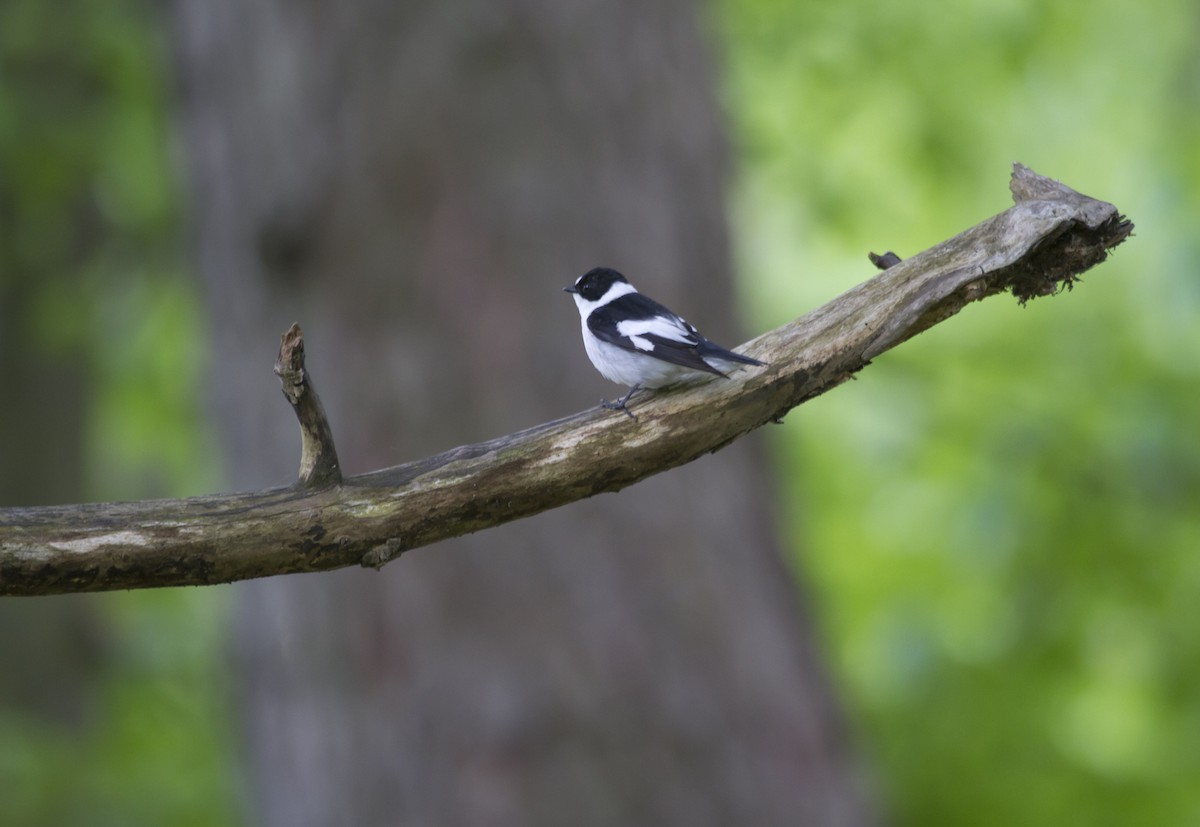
[587,293,730,377]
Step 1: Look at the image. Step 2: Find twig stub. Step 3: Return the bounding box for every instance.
[274,323,343,489]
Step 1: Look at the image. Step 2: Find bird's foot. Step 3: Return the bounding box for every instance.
[599,386,641,420]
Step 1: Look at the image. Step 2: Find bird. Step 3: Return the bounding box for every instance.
[563,267,765,419]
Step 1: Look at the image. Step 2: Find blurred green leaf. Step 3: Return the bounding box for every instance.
[1,1,232,824]
[721,0,1200,823]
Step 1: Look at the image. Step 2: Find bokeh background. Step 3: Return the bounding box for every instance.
[2,0,1197,824]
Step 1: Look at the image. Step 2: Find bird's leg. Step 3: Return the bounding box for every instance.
[600,385,641,420]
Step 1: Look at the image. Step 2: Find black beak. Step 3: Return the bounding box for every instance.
[562,286,578,294]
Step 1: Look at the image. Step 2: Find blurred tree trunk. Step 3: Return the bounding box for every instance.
[0,153,103,734]
[0,283,102,728]
[172,2,875,825]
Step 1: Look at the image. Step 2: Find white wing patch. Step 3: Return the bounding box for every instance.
[616,315,695,349]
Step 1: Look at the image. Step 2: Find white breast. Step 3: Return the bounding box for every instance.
[580,323,695,388]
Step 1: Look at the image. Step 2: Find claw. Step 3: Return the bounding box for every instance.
[599,385,641,420]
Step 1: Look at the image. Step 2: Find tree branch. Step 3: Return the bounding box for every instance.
[0,165,1132,596]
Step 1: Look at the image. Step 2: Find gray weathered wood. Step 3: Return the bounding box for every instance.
[273,322,342,488]
[0,166,1132,596]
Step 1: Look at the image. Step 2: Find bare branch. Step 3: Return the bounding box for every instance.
[0,166,1132,596]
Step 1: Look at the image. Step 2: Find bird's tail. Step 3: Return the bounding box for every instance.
[699,341,766,369]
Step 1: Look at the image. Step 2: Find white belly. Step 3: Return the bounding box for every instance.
[582,329,696,388]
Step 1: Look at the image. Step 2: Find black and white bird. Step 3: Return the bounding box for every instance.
[564,267,765,418]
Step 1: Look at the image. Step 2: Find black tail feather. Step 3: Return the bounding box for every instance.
[699,340,766,368]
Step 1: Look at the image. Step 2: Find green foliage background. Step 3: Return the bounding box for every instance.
[719,0,1200,823]
[2,0,1197,824]
[0,2,234,825]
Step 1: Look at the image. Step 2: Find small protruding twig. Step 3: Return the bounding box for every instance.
[869,251,903,271]
[274,323,342,488]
